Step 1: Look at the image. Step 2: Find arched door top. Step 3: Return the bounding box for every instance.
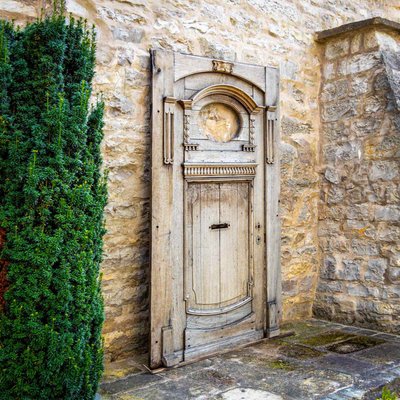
[190,84,264,114]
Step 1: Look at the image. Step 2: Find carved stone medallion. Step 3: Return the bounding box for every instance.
[198,103,240,143]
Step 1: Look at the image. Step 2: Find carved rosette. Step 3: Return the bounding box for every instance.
[163,97,176,164]
[266,106,277,164]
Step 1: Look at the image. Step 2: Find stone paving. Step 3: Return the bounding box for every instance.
[98,320,400,400]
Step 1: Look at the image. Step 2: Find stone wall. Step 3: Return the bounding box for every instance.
[315,23,400,333]
[0,0,399,362]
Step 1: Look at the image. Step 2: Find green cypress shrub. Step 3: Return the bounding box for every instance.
[0,5,107,399]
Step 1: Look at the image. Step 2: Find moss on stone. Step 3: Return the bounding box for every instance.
[299,331,357,346]
[267,359,297,371]
[280,321,331,343]
[326,335,385,354]
[279,342,325,359]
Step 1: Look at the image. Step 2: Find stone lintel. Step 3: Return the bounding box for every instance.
[316,17,400,42]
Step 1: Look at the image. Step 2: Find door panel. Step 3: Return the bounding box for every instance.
[191,183,220,307]
[187,182,250,312]
[220,182,249,306]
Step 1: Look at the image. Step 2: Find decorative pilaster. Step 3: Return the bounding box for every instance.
[163,97,176,164]
[266,106,276,164]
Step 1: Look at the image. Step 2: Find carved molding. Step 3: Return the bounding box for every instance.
[191,84,264,114]
[183,163,257,178]
[266,107,276,164]
[184,143,199,151]
[242,144,256,152]
[164,97,176,164]
[212,60,233,74]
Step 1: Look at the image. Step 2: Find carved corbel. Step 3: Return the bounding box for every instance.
[163,97,176,164]
[180,99,198,151]
[242,115,256,152]
[266,106,277,164]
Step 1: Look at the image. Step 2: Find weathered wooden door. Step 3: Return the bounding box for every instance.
[150,51,281,368]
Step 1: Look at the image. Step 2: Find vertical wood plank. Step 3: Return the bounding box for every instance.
[170,77,185,355]
[188,183,201,306]
[252,112,265,331]
[237,183,250,301]
[265,66,281,337]
[220,183,241,305]
[196,184,220,307]
[150,50,175,368]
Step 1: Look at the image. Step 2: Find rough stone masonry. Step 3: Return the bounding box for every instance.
[0,0,399,364]
[315,21,400,334]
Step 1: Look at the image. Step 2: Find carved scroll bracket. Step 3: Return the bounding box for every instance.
[180,100,198,151]
[266,105,277,164]
[163,97,176,165]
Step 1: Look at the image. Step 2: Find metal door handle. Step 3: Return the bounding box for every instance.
[210,223,230,230]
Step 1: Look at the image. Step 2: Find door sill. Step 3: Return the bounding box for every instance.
[184,330,263,362]
[146,330,295,374]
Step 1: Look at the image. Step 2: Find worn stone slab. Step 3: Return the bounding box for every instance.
[219,388,284,400]
[280,321,331,342]
[362,377,400,400]
[371,333,400,342]
[309,354,377,375]
[353,343,400,365]
[324,387,366,399]
[326,336,384,354]
[297,330,358,347]
[99,321,400,400]
[100,372,165,395]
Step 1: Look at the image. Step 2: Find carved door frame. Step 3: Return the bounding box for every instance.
[150,50,281,369]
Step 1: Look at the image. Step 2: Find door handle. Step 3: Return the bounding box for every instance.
[210,223,230,230]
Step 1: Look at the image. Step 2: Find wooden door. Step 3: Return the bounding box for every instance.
[184,181,254,359]
[150,51,281,368]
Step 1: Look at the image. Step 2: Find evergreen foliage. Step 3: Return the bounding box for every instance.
[0,6,107,399]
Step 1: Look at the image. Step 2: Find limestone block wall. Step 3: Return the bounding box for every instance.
[315,23,400,333]
[0,0,399,362]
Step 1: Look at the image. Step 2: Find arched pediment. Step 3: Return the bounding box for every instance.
[191,84,264,114]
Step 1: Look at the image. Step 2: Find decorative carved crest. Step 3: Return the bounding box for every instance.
[212,60,233,74]
[163,97,176,164]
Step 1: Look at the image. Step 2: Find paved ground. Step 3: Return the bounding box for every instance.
[98,319,400,400]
